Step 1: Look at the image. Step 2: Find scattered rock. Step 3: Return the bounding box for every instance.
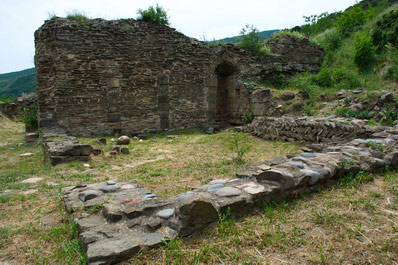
[117,136,130,145]
[110,145,120,154]
[91,145,103,155]
[380,93,395,103]
[20,153,34,157]
[137,135,148,140]
[336,89,346,99]
[25,132,39,143]
[281,92,295,101]
[121,147,130,154]
[106,180,117,185]
[21,177,42,184]
[96,138,107,145]
[83,163,90,168]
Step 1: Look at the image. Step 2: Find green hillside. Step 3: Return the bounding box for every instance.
[256,0,398,125]
[217,29,280,43]
[0,68,36,98]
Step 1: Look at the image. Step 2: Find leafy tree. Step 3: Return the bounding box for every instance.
[237,25,263,53]
[335,5,368,35]
[137,4,169,25]
[352,33,376,71]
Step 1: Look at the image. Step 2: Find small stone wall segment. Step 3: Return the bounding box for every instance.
[246,116,386,143]
[34,18,324,136]
[64,124,398,264]
[0,93,37,118]
[42,134,92,165]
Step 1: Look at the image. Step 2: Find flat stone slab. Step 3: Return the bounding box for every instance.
[157,208,175,219]
[215,187,242,197]
[21,177,43,184]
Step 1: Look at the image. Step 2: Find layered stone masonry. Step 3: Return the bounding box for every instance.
[42,134,92,165]
[0,93,37,118]
[63,118,398,264]
[245,116,387,143]
[35,18,324,136]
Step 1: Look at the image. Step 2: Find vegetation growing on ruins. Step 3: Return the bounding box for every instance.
[136,4,169,25]
[65,10,89,21]
[240,0,398,125]
[237,25,271,54]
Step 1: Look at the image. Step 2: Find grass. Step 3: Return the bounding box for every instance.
[1,116,397,264]
[128,170,398,264]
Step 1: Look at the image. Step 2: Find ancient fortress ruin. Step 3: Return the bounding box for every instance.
[35,17,324,136]
[31,18,398,264]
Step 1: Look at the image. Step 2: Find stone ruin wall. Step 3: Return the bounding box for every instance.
[35,17,324,136]
[0,93,37,118]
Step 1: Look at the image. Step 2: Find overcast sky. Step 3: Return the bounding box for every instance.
[0,0,357,74]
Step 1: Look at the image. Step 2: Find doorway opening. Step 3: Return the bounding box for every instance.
[215,61,238,124]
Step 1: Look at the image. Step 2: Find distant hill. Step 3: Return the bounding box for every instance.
[216,29,280,43]
[0,68,36,98]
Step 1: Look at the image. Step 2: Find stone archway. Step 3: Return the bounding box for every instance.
[215,61,238,124]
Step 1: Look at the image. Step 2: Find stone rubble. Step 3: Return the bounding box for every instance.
[42,134,92,165]
[63,118,398,264]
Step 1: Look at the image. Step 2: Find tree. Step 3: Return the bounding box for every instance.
[353,33,376,71]
[137,4,169,25]
[238,25,263,53]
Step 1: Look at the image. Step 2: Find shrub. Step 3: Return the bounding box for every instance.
[0,95,15,103]
[242,113,254,125]
[366,119,379,126]
[335,107,371,119]
[66,10,89,21]
[22,105,38,132]
[352,33,376,71]
[380,104,398,126]
[289,72,319,99]
[270,30,306,40]
[226,132,252,162]
[386,65,398,81]
[314,28,343,53]
[303,104,317,116]
[314,68,334,87]
[301,12,342,36]
[271,74,288,89]
[238,25,263,53]
[372,9,398,50]
[335,5,368,35]
[137,4,169,25]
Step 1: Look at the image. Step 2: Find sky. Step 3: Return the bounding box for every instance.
[0,0,358,74]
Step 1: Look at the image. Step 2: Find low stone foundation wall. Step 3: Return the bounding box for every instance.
[63,118,398,264]
[245,116,386,143]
